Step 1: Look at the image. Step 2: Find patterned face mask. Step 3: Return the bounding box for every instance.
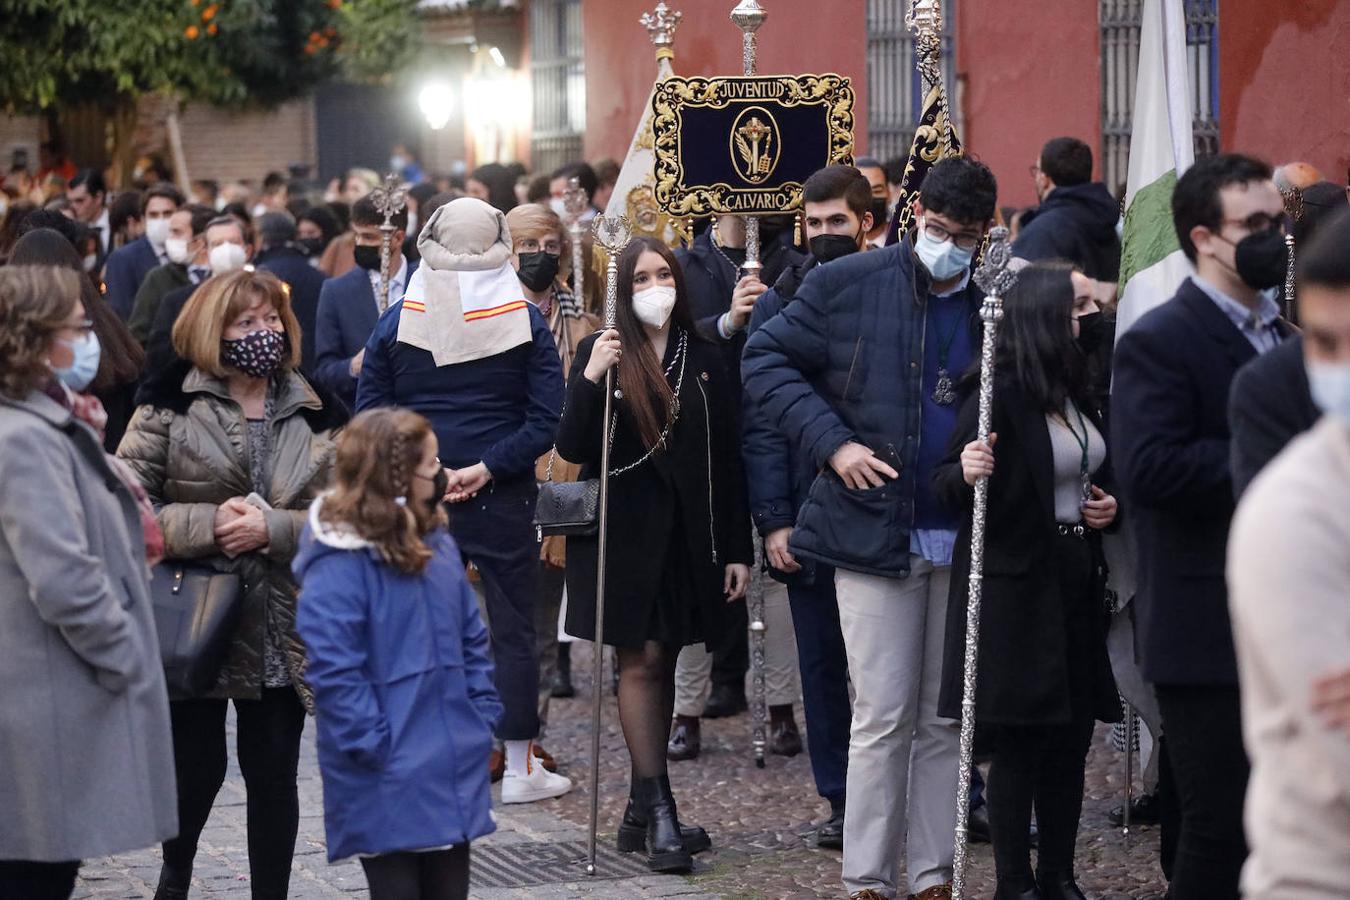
[220,328,287,378]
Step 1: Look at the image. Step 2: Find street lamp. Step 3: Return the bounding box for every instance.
[418,81,456,131]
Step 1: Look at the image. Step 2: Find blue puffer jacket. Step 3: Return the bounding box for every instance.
[293,498,502,862]
[742,241,932,578]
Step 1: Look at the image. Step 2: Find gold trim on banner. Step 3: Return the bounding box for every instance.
[652,74,855,216]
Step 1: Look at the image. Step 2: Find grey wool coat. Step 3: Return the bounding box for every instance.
[118,360,344,707]
[0,389,178,861]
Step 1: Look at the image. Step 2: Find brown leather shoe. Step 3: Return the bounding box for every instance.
[849,891,887,900]
[533,743,558,773]
[489,748,505,783]
[909,883,953,900]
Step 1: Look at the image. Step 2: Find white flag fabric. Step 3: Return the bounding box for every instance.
[604,53,685,246]
[1115,0,1196,339]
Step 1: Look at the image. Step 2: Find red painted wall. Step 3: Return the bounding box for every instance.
[581,0,868,163]
[956,0,1102,211]
[1219,0,1349,182]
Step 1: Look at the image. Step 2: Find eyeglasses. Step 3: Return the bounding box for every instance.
[922,219,983,251]
[517,237,563,255]
[1028,164,1042,178]
[1219,212,1292,236]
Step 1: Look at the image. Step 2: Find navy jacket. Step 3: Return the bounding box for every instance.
[294,505,501,861]
[743,241,960,578]
[314,261,418,411]
[257,246,325,376]
[1228,335,1319,499]
[1012,182,1122,282]
[103,236,160,320]
[355,301,563,483]
[1112,278,1293,685]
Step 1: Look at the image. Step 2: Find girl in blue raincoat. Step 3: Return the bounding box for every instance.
[294,407,501,900]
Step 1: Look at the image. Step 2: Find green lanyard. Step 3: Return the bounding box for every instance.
[1062,400,1093,502]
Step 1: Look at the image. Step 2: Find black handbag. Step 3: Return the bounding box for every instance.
[149,562,244,699]
[533,476,600,539]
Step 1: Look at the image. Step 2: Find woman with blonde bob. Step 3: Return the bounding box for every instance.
[117,267,346,900]
[294,408,501,900]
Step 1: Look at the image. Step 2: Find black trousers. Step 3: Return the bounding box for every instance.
[785,572,850,805]
[360,845,470,900]
[162,687,306,900]
[1154,684,1249,900]
[0,859,80,900]
[446,479,540,740]
[711,598,749,692]
[986,716,1096,879]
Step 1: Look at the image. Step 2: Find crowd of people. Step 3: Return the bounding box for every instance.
[0,134,1348,900]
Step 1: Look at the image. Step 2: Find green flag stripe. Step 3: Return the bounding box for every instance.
[1118,169,1180,291]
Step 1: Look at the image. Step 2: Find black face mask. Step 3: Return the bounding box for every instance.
[1075,311,1106,355]
[428,467,448,514]
[1228,228,1288,290]
[809,231,862,264]
[297,236,325,257]
[869,197,890,233]
[516,251,561,293]
[353,244,382,272]
[757,216,793,245]
[220,328,288,379]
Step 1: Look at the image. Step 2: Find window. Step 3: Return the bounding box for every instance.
[866,0,957,164]
[530,0,584,175]
[1099,0,1219,195]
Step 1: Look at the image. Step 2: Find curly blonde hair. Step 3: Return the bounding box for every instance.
[320,408,447,574]
[0,265,82,399]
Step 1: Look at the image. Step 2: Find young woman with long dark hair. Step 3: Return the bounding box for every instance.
[934,260,1122,900]
[556,237,752,874]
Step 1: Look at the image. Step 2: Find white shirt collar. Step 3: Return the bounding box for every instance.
[368,255,410,306]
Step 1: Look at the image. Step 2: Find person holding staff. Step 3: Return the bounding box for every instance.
[935,261,1122,900]
[556,237,753,874]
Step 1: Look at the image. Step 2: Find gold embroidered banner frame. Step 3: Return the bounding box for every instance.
[652,74,855,216]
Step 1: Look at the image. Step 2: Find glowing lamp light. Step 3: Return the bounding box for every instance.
[418,81,456,131]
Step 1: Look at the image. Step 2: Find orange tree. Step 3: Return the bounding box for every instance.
[0,0,419,179]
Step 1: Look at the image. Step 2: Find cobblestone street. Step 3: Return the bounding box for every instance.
[77,642,1169,899]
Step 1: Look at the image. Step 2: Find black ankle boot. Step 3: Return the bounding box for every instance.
[1037,871,1086,900]
[550,643,575,698]
[153,863,191,900]
[617,789,712,855]
[632,775,693,873]
[994,874,1042,900]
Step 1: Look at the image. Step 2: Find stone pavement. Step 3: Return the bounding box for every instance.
[76,641,1169,899]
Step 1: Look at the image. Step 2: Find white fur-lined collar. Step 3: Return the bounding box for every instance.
[308,493,373,550]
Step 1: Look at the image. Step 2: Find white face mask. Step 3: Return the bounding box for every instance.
[208,242,247,274]
[145,217,171,250]
[406,210,419,240]
[549,197,569,219]
[913,216,976,282]
[165,237,192,265]
[1307,359,1350,424]
[632,285,677,329]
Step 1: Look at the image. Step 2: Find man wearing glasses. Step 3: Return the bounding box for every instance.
[1112,154,1292,900]
[743,156,997,900]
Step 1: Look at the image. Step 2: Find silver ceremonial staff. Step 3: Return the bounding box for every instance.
[586,213,634,875]
[730,0,770,770]
[563,176,589,307]
[370,173,408,314]
[952,226,1016,900]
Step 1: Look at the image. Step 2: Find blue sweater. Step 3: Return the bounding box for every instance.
[913,285,976,531]
[355,302,563,482]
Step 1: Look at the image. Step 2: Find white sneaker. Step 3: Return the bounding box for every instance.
[501,762,573,804]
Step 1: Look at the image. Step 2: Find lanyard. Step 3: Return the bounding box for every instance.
[1062,400,1093,501]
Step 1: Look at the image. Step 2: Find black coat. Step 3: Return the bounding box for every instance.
[1228,334,1319,499]
[935,377,1121,728]
[1012,182,1122,282]
[558,330,753,648]
[1111,278,1295,686]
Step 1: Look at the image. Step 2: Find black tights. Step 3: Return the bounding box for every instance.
[986,717,1096,879]
[0,860,80,900]
[161,688,306,899]
[616,642,679,779]
[360,846,470,900]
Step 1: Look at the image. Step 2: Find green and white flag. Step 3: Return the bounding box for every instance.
[1115,0,1195,338]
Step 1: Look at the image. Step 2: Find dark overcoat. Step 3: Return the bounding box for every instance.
[935,377,1121,728]
[558,330,753,647]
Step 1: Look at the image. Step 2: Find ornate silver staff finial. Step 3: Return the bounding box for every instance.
[592,214,634,330]
[952,223,1015,900]
[730,0,767,77]
[906,0,943,36]
[641,1,682,50]
[562,176,590,307]
[370,172,409,314]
